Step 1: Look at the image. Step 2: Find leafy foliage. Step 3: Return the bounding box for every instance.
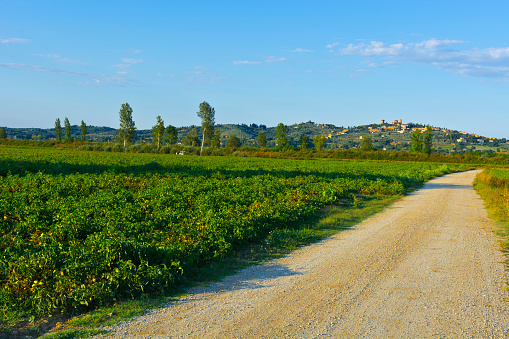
[423,126,433,155]
[257,132,267,148]
[152,116,165,151]
[117,103,137,150]
[64,118,71,143]
[225,134,241,149]
[0,146,464,319]
[80,121,87,143]
[276,123,288,147]
[299,134,310,149]
[197,101,215,152]
[55,119,62,143]
[360,135,375,151]
[410,130,423,153]
[164,125,178,145]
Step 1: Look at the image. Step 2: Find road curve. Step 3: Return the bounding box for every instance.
[99,170,508,338]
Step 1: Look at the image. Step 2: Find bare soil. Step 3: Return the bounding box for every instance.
[97,170,508,338]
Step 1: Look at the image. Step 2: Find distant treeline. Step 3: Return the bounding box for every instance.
[1,138,508,165]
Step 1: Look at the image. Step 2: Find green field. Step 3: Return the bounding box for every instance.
[0,146,468,322]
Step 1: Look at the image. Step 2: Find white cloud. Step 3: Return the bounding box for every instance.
[232,60,262,65]
[336,38,509,78]
[290,48,314,53]
[266,56,287,63]
[113,58,144,69]
[0,38,30,43]
[121,58,143,64]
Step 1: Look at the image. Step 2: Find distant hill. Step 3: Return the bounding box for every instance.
[2,120,508,154]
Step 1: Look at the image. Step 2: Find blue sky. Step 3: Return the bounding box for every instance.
[1,1,509,138]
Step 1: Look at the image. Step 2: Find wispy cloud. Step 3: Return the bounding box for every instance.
[290,48,314,53]
[326,42,340,49]
[34,54,88,65]
[367,61,398,68]
[232,60,262,65]
[0,62,144,87]
[77,76,145,87]
[333,38,509,78]
[113,58,144,69]
[266,56,287,63]
[0,38,30,44]
[0,63,86,76]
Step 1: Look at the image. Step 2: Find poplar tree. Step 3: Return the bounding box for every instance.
[410,130,423,153]
[313,135,327,151]
[183,128,200,147]
[164,125,178,145]
[80,120,87,142]
[276,123,288,147]
[299,134,310,149]
[197,101,215,154]
[64,117,71,142]
[0,127,6,139]
[152,115,165,151]
[117,103,137,151]
[211,130,221,149]
[360,135,375,151]
[423,126,433,155]
[55,118,62,142]
[257,132,267,148]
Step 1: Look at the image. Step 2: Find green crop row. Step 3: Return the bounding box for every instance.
[0,146,466,319]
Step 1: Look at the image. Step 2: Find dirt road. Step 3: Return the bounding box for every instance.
[99,170,508,338]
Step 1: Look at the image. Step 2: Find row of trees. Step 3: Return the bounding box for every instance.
[118,107,332,151]
[54,118,87,142]
[53,103,434,154]
[116,102,214,152]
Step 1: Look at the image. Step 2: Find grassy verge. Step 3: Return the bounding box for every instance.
[4,194,398,339]
[473,169,509,252]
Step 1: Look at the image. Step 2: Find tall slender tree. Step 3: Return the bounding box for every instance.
[80,120,87,142]
[183,128,200,147]
[360,135,375,151]
[410,130,423,153]
[313,135,327,151]
[64,117,71,142]
[152,115,165,151]
[211,130,221,149]
[0,127,6,139]
[276,123,288,147]
[423,126,433,155]
[197,101,215,154]
[257,132,267,148]
[55,118,62,142]
[299,134,310,149]
[117,103,137,151]
[164,125,178,145]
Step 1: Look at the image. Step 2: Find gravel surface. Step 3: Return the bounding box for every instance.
[96,170,508,338]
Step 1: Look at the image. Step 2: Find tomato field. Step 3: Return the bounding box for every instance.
[0,146,467,319]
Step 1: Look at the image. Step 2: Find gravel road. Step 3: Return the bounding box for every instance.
[97,170,508,338]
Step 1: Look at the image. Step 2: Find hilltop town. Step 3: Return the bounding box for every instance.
[2,119,508,154]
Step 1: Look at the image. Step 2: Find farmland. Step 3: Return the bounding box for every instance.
[0,146,468,320]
